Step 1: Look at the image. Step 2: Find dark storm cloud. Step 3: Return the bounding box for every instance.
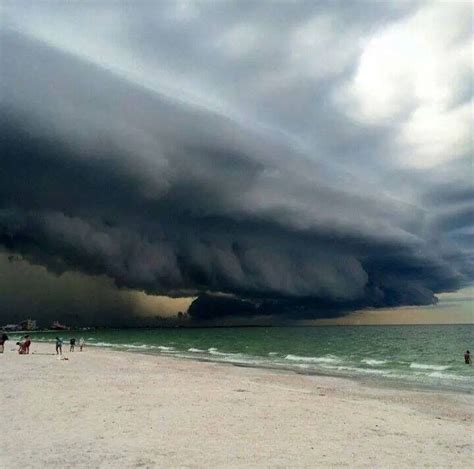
[0,252,186,327]
[0,252,137,326]
[0,2,472,322]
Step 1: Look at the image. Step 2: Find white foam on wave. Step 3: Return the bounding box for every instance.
[219,356,262,365]
[92,342,153,350]
[409,363,449,371]
[89,342,178,353]
[206,347,248,359]
[324,365,389,375]
[268,352,279,356]
[209,350,227,356]
[285,354,341,364]
[428,372,468,381]
[361,359,388,366]
[188,348,206,353]
[208,347,230,356]
[157,346,175,351]
[89,342,173,352]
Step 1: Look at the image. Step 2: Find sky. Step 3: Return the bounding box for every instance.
[0,1,472,326]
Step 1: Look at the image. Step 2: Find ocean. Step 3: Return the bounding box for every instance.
[13,324,473,392]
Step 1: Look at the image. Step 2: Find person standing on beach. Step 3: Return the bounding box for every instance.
[464,350,471,365]
[0,333,8,353]
[79,337,85,352]
[17,336,31,354]
[55,337,63,355]
[22,335,31,354]
[70,337,76,352]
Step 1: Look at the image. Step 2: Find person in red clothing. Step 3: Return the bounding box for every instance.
[18,336,31,354]
[24,335,31,354]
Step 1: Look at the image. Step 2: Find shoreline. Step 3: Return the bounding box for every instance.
[2,342,473,467]
[20,337,474,396]
[116,346,474,397]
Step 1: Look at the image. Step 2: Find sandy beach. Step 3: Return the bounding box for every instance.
[1,342,472,468]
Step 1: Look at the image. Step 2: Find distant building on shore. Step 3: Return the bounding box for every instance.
[2,319,37,331]
[20,319,37,331]
[51,321,69,330]
[2,324,21,332]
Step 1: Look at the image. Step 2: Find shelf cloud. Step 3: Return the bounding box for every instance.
[1,2,472,322]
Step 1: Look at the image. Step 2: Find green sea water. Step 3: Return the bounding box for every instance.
[14,324,473,392]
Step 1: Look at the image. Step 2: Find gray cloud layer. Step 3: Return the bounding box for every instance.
[1,2,472,321]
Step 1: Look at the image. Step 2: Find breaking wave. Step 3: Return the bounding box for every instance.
[284,354,342,364]
[361,359,388,366]
[409,363,449,371]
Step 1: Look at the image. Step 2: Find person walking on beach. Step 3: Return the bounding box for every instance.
[55,337,63,355]
[70,337,76,352]
[0,333,8,353]
[79,337,85,352]
[464,350,471,365]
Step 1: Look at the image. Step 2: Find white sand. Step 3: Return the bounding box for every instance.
[1,342,472,468]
